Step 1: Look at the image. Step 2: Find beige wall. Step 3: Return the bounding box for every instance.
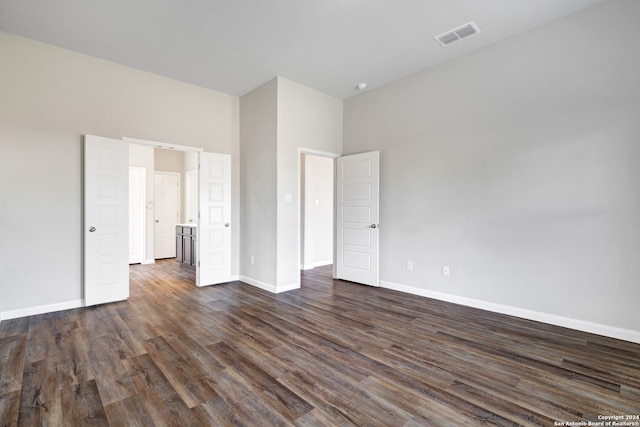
[239,78,279,288]
[343,0,640,338]
[3,1,635,342]
[276,77,342,288]
[0,31,239,316]
[239,77,342,291]
[154,149,185,174]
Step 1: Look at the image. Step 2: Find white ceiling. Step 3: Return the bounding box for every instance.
[0,0,609,99]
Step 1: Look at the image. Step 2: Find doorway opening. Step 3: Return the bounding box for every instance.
[84,134,232,308]
[300,152,335,273]
[127,140,200,285]
[125,136,233,288]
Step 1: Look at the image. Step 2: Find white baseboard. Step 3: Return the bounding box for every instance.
[239,276,300,294]
[239,275,277,293]
[1,299,84,322]
[301,260,333,270]
[380,280,640,344]
[141,259,155,265]
[276,282,301,293]
[8,279,634,344]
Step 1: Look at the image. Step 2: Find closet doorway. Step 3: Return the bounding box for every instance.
[300,152,335,271]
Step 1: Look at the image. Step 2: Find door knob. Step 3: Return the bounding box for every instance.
[155,220,159,223]
[370,224,378,229]
[225,223,230,228]
[89,226,96,232]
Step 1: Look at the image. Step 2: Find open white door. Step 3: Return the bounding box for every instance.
[84,135,129,306]
[197,152,231,286]
[335,151,380,287]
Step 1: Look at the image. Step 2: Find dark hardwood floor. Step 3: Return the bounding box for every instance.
[1,260,639,426]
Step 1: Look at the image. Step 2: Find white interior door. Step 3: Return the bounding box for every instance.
[84,135,129,306]
[198,152,231,286]
[154,172,180,259]
[335,151,380,287]
[128,167,145,264]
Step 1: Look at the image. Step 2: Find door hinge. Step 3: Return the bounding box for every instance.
[198,261,200,267]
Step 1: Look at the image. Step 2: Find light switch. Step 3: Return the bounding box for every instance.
[285,193,293,202]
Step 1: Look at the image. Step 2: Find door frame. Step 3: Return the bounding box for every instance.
[296,147,340,275]
[123,137,204,154]
[297,148,381,287]
[123,137,235,285]
[124,138,202,270]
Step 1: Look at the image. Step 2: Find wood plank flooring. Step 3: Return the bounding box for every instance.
[1,260,639,426]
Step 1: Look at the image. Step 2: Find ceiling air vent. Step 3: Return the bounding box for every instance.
[435,21,481,47]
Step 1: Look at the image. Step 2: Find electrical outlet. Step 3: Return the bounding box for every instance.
[443,265,450,277]
[406,261,413,271]
[250,256,255,265]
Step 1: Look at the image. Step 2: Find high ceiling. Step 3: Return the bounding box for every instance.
[0,0,609,99]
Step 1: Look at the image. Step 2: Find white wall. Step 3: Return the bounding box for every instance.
[0,31,239,318]
[276,78,342,288]
[301,155,334,269]
[343,0,640,340]
[129,144,155,263]
[184,151,198,172]
[240,77,342,292]
[239,79,279,289]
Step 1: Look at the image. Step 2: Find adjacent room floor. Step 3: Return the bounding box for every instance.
[1,259,639,426]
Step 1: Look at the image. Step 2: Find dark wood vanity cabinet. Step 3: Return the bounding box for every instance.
[176,225,196,270]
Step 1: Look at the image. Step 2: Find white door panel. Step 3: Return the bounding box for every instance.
[154,172,180,259]
[84,135,129,306]
[198,152,231,286]
[335,151,379,287]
